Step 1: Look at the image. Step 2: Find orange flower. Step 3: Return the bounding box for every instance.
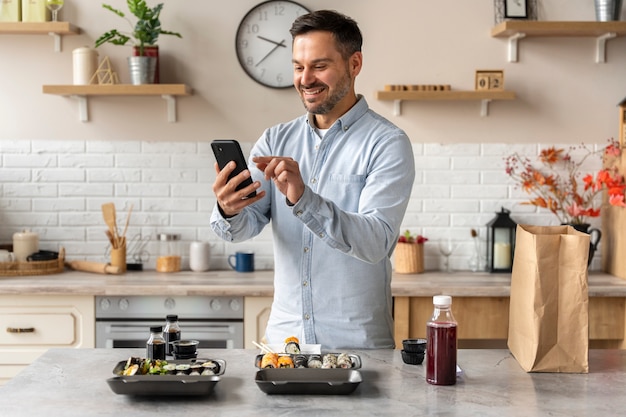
[505,139,626,225]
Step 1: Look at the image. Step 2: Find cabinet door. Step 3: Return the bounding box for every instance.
[244,297,272,348]
[0,295,94,385]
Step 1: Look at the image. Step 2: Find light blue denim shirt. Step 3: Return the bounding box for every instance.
[211,96,415,349]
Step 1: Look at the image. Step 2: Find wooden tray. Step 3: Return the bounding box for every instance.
[0,247,65,276]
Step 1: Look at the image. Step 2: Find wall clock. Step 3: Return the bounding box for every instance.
[235,1,310,89]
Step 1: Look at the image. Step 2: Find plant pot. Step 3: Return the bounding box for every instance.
[594,0,623,21]
[394,242,424,274]
[133,46,159,83]
[127,56,156,85]
[567,223,602,267]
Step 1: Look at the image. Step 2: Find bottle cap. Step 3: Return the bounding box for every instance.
[433,295,452,306]
[150,326,163,333]
[166,314,178,321]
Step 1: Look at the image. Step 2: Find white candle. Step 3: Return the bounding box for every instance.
[493,243,511,269]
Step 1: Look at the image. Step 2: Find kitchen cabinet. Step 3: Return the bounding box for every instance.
[375,89,515,117]
[0,295,94,385]
[0,21,80,52]
[42,84,192,122]
[491,21,626,63]
[394,295,625,349]
[244,296,272,348]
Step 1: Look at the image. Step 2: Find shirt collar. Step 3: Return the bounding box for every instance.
[306,95,368,132]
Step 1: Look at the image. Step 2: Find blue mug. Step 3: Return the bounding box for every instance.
[228,251,254,272]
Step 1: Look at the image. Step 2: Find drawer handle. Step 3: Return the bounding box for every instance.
[6,327,35,333]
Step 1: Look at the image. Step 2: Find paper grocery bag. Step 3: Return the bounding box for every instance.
[507,225,590,373]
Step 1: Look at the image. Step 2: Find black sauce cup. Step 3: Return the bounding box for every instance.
[402,338,427,354]
[171,340,199,356]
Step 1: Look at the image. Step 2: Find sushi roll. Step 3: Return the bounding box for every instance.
[337,353,353,369]
[175,364,191,374]
[122,363,139,376]
[163,363,177,374]
[293,354,308,368]
[283,336,301,354]
[307,354,323,368]
[322,353,338,368]
[261,352,279,369]
[278,355,295,368]
[201,360,221,375]
[189,364,202,375]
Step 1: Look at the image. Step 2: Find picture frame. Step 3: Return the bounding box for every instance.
[504,0,528,19]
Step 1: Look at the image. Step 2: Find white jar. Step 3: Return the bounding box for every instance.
[72,47,99,85]
[189,241,211,272]
[13,229,39,262]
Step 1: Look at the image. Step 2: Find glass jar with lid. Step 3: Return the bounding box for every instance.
[156,233,181,272]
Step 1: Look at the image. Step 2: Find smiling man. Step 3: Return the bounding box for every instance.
[211,10,415,349]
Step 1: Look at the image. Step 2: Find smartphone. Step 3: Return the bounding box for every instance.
[211,139,256,199]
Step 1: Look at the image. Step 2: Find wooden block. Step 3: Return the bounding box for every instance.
[475,70,504,91]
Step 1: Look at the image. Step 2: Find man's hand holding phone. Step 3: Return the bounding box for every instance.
[212,160,264,217]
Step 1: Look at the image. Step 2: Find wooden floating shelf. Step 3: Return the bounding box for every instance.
[375,90,516,117]
[0,21,80,52]
[491,21,626,63]
[0,21,80,35]
[42,84,193,122]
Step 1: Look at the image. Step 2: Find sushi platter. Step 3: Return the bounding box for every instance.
[106,357,226,396]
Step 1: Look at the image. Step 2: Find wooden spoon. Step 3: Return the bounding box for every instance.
[101,203,118,247]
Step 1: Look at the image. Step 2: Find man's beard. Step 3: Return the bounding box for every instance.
[300,71,351,115]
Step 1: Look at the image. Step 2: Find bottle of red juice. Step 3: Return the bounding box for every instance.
[426,295,457,385]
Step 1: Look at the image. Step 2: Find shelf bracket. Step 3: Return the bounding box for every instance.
[162,94,178,122]
[48,32,62,52]
[70,95,89,122]
[393,99,402,116]
[595,32,616,63]
[480,99,492,117]
[507,32,526,63]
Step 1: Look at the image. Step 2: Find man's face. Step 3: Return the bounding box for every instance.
[292,31,359,116]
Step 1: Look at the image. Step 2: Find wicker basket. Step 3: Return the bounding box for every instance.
[0,247,65,277]
[394,243,424,274]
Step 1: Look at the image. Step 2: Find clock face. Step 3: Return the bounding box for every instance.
[235,1,310,89]
[504,0,528,18]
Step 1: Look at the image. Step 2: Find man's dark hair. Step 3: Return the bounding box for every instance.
[290,10,363,60]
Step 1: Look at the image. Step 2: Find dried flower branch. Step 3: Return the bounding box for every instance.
[505,139,626,225]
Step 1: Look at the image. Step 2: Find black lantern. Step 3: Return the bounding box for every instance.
[486,207,517,273]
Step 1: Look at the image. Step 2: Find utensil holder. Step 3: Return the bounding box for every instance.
[110,242,127,274]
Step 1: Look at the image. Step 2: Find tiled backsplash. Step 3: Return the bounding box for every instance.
[0,140,605,272]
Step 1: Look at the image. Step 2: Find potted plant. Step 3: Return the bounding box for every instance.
[95,0,182,84]
[395,230,428,274]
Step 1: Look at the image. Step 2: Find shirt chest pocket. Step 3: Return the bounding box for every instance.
[323,173,366,211]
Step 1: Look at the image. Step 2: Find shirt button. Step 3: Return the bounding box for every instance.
[296,210,303,216]
[303,281,308,287]
[304,314,310,320]
[319,233,325,238]
[304,247,309,253]
[344,126,349,131]
[310,178,317,184]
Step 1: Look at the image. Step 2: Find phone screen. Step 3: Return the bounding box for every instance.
[211,139,256,199]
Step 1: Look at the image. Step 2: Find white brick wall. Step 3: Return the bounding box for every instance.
[0,140,605,272]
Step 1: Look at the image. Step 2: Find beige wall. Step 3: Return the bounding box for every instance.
[0,0,624,144]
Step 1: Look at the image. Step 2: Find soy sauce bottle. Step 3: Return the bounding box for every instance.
[146,326,166,360]
[164,314,181,356]
[426,295,457,385]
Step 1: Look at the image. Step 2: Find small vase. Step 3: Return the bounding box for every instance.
[567,223,602,267]
[133,45,159,83]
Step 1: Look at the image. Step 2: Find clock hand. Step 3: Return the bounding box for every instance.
[255,40,286,67]
[257,35,288,48]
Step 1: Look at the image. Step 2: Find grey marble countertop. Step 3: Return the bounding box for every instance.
[1,269,625,297]
[1,348,625,417]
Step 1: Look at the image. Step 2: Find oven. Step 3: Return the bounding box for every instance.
[95,295,244,349]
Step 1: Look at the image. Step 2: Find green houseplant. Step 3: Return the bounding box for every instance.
[95,0,182,84]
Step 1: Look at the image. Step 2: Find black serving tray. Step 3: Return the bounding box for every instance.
[255,368,363,395]
[254,353,362,369]
[107,358,225,396]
